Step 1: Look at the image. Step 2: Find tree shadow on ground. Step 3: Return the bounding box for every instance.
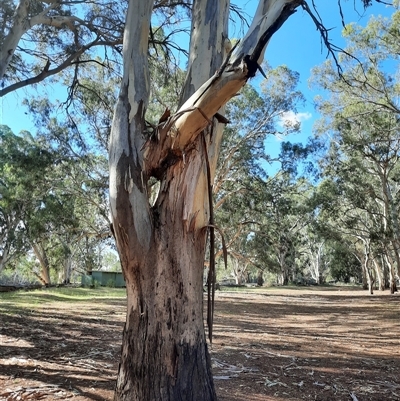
[212,290,400,401]
[1,288,399,401]
[0,293,126,400]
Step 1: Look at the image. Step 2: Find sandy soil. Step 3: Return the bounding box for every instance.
[1,286,399,401]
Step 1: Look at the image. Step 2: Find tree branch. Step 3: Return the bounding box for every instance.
[0,38,122,97]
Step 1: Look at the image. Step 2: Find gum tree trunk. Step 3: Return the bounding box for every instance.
[109,0,301,400]
[32,242,51,285]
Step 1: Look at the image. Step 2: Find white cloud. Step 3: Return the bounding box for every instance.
[278,111,312,128]
[274,132,285,142]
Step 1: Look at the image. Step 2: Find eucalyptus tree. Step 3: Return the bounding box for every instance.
[0,125,60,276]
[0,0,124,96]
[306,180,365,284]
[50,152,111,282]
[109,1,325,397]
[0,125,30,273]
[302,234,330,284]
[0,123,110,284]
[312,10,400,293]
[329,241,361,283]
[251,174,315,284]
[313,142,398,293]
[0,126,71,284]
[212,65,304,283]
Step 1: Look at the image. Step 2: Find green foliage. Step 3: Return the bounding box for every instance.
[211,63,329,285]
[106,278,116,288]
[0,125,61,269]
[329,244,361,283]
[0,124,112,284]
[1,0,126,94]
[0,254,39,285]
[310,9,400,287]
[102,251,122,272]
[3,4,398,290]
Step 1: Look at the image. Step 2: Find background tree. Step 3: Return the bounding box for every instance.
[0,125,58,276]
[312,9,400,293]
[0,124,110,284]
[213,64,304,284]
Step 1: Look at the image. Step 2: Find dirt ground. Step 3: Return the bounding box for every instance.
[0,286,399,401]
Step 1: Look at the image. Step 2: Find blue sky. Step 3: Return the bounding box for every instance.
[0,1,396,156]
[243,0,395,168]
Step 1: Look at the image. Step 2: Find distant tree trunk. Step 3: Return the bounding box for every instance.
[32,243,51,285]
[232,258,242,285]
[109,0,301,399]
[383,253,398,294]
[364,256,374,295]
[257,269,264,286]
[0,223,17,274]
[373,258,384,291]
[382,256,389,289]
[277,249,289,285]
[357,238,374,294]
[277,271,289,286]
[63,254,72,284]
[0,246,9,275]
[360,256,368,290]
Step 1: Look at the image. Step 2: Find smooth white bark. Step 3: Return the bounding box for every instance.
[0,0,30,80]
[0,0,64,80]
[109,0,154,251]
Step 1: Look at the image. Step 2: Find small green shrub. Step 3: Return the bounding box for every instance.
[106,279,116,288]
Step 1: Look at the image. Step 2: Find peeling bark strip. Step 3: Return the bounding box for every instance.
[110,1,302,400]
[144,0,302,179]
[201,132,216,343]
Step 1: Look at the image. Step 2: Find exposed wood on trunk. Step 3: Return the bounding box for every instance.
[144,0,302,181]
